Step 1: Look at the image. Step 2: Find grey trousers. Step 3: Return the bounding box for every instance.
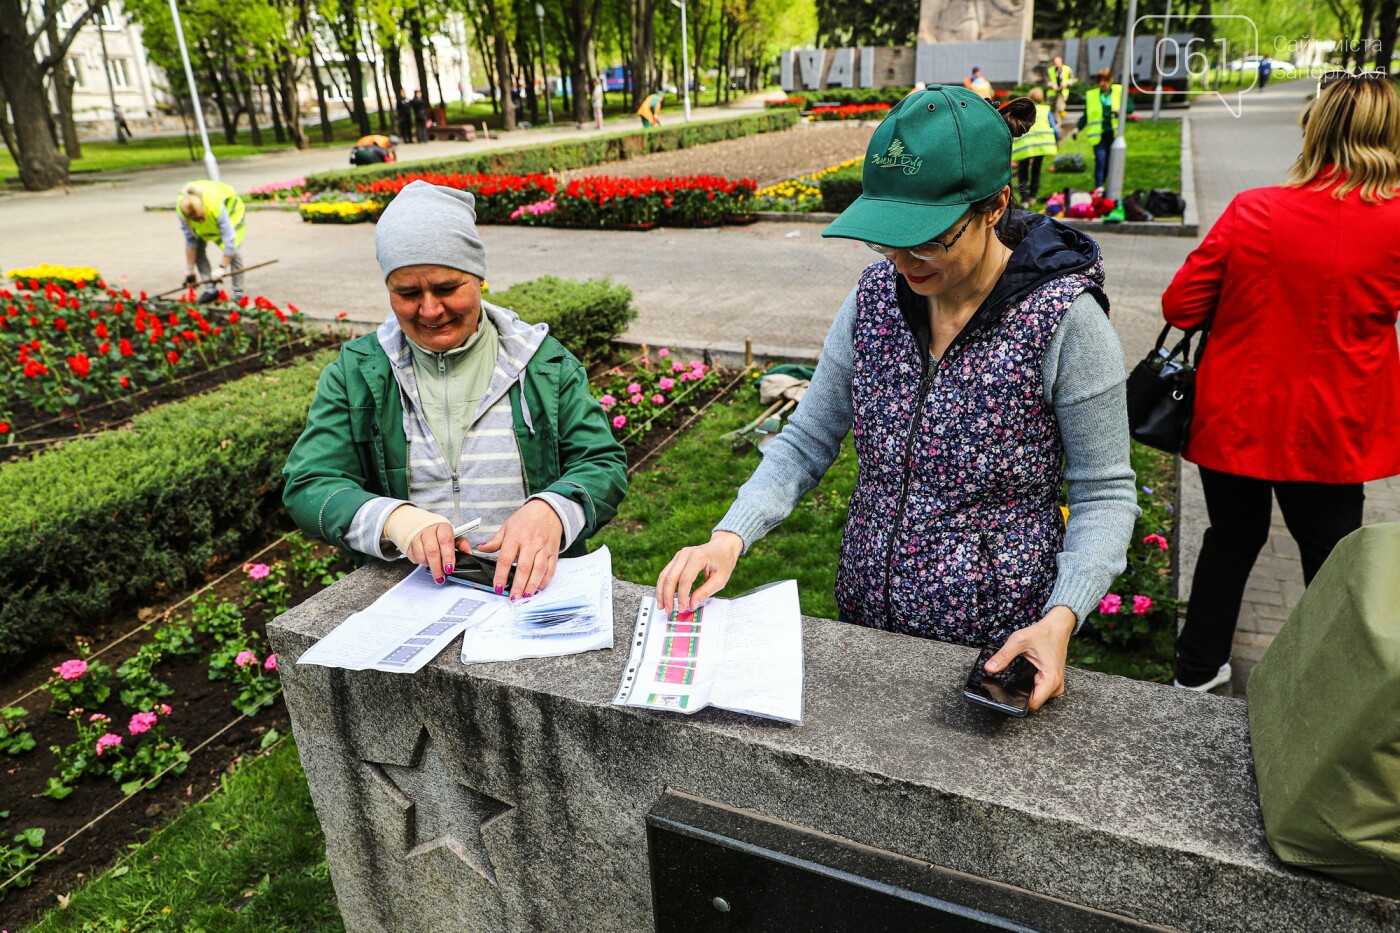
[194,242,245,296]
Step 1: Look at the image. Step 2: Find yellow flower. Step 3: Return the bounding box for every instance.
[5,262,101,284]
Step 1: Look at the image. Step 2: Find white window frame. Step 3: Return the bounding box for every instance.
[66,57,84,87]
[99,4,121,28]
[107,58,130,89]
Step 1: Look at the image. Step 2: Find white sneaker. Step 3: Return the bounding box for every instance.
[1174,662,1232,692]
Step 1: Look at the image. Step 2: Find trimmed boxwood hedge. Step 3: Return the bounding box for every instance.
[0,353,334,672]
[305,110,799,193]
[491,276,634,367]
[819,163,864,213]
[0,276,636,672]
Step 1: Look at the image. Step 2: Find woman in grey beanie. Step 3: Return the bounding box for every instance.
[282,181,628,597]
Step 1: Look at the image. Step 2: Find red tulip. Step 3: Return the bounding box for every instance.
[66,353,91,378]
[95,322,109,338]
[166,350,180,365]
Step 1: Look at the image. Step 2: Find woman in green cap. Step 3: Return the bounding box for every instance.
[657,86,1138,712]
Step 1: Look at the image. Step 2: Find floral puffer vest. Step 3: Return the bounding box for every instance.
[835,258,1103,647]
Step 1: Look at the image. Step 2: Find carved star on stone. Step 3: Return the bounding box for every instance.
[366,728,514,883]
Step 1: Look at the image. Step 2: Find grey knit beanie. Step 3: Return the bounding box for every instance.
[374,180,487,280]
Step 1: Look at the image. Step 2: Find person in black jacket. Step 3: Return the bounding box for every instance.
[396,90,413,143]
[410,90,429,143]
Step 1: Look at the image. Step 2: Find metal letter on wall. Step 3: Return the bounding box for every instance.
[798,49,825,89]
[1086,37,1120,76]
[827,48,855,88]
[860,47,875,88]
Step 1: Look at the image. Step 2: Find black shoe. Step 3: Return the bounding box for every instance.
[198,287,219,304]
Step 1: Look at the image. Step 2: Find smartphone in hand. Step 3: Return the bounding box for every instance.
[435,554,516,593]
[962,645,1036,717]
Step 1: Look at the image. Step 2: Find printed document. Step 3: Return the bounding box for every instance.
[613,579,803,723]
[296,567,506,674]
[459,546,614,663]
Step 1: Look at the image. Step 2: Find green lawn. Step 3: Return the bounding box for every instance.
[1031,115,1181,207]
[28,737,343,933]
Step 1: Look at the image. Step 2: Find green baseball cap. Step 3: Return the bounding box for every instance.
[822,84,1012,248]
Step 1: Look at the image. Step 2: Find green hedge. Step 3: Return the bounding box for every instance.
[0,353,334,673]
[490,276,635,367]
[306,110,800,193]
[800,87,913,107]
[819,164,864,213]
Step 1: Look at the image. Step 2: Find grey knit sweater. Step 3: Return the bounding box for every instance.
[714,287,1140,630]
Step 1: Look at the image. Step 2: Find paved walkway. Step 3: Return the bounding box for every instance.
[1174,80,1400,692]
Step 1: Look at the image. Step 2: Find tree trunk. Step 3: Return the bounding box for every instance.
[239,70,264,146]
[43,3,81,160]
[480,0,515,130]
[432,44,448,109]
[517,28,539,123]
[409,14,432,99]
[337,0,372,135]
[0,79,21,164]
[308,43,333,143]
[1357,0,1377,68]
[386,44,403,103]
[277,53,308,148]
[0,0,70,188]
[365,16,388,133]
[629,0,657,107]
[1378,0,1399,72]
[198,47,236,143]
[471,26,497,114]
[264,67,286,142]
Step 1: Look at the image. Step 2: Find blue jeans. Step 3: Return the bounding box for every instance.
[1093,134,1114,190]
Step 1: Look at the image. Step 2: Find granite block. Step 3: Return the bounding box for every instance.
[270,563,1400,932]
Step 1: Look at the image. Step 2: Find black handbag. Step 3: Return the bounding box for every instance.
[1126,319,1211,453]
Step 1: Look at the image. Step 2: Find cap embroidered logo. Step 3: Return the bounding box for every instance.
[871,138,923,176]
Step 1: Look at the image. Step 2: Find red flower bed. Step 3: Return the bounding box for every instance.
[0,278,305,434]
[358,171,557,223]
[358,171,756,230]
[814,103,892,121]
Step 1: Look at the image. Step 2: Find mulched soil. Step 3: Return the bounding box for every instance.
[0,532,347,928]
[560,121,877,187]
[3,331,340,465]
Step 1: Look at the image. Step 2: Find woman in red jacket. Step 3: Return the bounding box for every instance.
[1163,72,1400,691]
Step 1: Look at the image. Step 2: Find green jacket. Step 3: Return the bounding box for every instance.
[282,331,627,559]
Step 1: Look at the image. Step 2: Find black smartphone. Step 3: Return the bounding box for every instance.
[437,554,516,593]
[962,645,1036,717]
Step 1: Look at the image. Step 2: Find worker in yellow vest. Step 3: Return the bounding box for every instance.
[1012,88,1058,203]
[176,180,247,304]
[1075,69,1134,190]
[1046,56,1075,118]
[636,89,665,127]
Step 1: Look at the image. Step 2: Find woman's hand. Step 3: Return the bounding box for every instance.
[386,505,469,584]
[982,605,1077,712]
[475,499,563,599]
[655,532,744,613]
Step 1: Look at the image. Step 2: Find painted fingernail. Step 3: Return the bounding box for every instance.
[444,564,453,575]
[494,585,503,595]
[523,592,533,599]
[435,576,444,585]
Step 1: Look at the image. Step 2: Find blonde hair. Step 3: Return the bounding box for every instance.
[1286,76,1400,202]
[178,185,205,220]
[1028,86,1045,103]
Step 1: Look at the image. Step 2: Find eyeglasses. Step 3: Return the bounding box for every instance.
[1317,69,1388,92]
[865,215,976,261]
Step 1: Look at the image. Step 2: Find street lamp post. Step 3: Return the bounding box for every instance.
[534,2,553,125]
[669,0,692,122]
[167,0,219,181]
[1107,0,1139,201]
[1151,0,1173,120]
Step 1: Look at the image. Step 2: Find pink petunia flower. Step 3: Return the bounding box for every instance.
[658,348,670,357]
[626,382,642,395]
[612,414,627,429]
[54,659,87,681]
[235,650,258,668]
[1143,534,1169,551]
[128,712,158,735]
[244,562,271,580]
[599,394,616,408]
[88,713,108,723]
[658,377,675,391]
[629,393,643,405]
[1099,594,1123,615]
[1132,595,1154,615]
[159,704,173,715]
[671,361,685,373]
[95,733,123,756]
[651,393,665,405]
[264,654,279,672]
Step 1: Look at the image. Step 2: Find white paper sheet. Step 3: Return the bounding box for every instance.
[613,579,804,723]
[459,546,615,664]
[296,568,505,673]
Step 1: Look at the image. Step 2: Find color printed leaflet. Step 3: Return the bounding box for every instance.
[613,580,803,723]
